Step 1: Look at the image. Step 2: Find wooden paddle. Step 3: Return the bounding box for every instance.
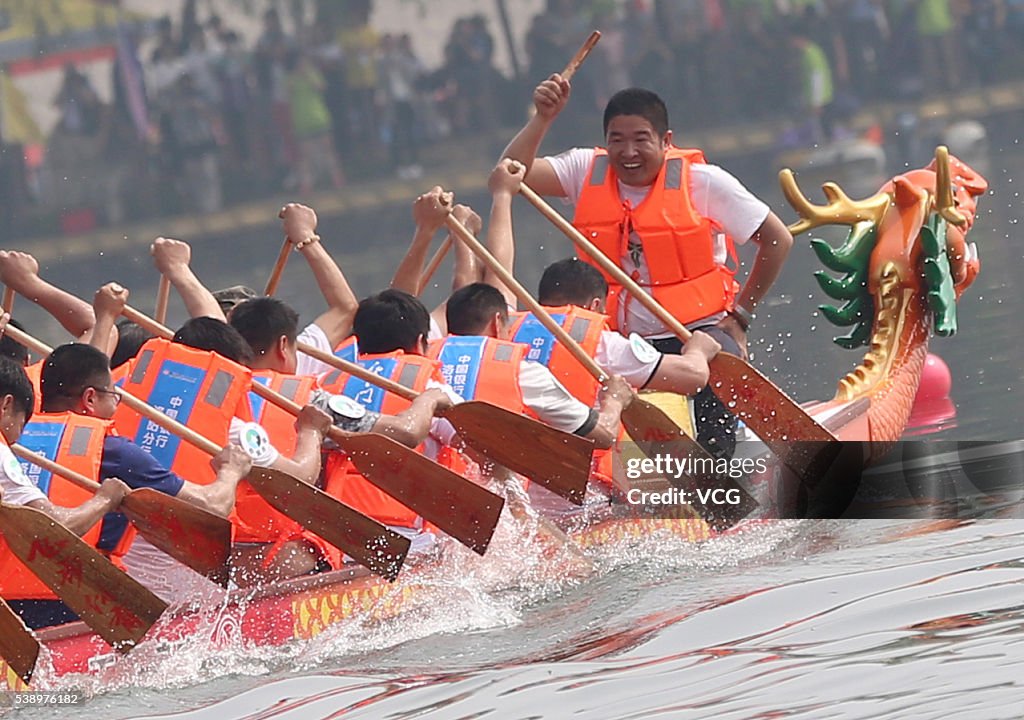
[0,502,168,651]
[2,286,14,314]
[113,386,411,580]
[10,444,232,587]
[153,276,171,326]
[5,322,411,582]
[445,212,757,529]
[295,341,593,505]
[518,183,841,487]
[0,597,40,683]
[263,238,293,297]
[120,305,505,558]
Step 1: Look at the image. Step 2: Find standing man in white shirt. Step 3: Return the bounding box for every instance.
[502,83,794,458]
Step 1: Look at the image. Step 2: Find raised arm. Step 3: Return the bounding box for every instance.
[88,282,130,357]
[483,159,525,309]
[151,237,226,321]
[501,74,571,197]
[280,203,358,348]
[0,251,97,337]
[391,187,453,294]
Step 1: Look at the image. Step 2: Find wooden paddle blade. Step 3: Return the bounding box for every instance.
[0,504,167,651]
[446,402,593,505]
[341,433,505,555]
[243,467,409,581]
[0,598,39,683]
[620,398,759,530]
[708,353,841,485]
[121,489,232,587]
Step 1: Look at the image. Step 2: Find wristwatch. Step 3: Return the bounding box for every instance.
[728,304,754,331]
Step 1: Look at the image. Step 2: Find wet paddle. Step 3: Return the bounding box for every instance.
[445,211,757,529]
[250,382,505,555]
[0,502,168,651]
[518,183,841,486]
[153,276,171,326]
[295,341,594,505]
[10,444,233,587]
[0,597,40,683]
[121,305,506,557]
[114,386,410,581]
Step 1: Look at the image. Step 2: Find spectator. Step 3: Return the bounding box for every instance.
[287,50,345,194]
[380,34,424,179]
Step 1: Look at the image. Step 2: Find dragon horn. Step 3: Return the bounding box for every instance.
[934,145,968,228]
[779,169,891,236]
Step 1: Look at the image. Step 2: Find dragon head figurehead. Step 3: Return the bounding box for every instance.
[778,147,987,409]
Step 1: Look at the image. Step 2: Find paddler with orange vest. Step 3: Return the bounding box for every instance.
[502,84,794,459]
[432,282,633,452]
[0,353,130,629]
[313,289,465,555]
[147,220,455,572]
[16,341,252,610]
[485,159,722,402]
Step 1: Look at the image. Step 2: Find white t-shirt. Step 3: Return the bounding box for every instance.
[0,442,46,506]
[595,330,661,389]
[518,360,593,434]
[544,148,770,337]
[296,323,336,377]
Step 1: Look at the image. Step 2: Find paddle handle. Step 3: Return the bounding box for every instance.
[417,237,452,295]
[263,239,292,296]
[11,444,102,494]
[561,31,600,80]
[123,304,173,339]
[2,286,14,314]
[116,387,222,456]
[518,183,694,341]
[443,213,608,382]
[248,381,353,447]
[2,324,50,358]
[297,341,418,402]
[154,276,171,325]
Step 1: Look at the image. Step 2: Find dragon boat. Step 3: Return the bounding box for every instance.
[0,147,987,691]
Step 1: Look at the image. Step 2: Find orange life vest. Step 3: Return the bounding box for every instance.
[318,351,444,529]
[574,146,738,328]
[427,336,528,414]
[113,338,252,486]
[333,335,359,363]
[232,370,318,545]
[507,305,605,405]
[25,360,43,415]
[504,310,627,495]
[0,413,116,601]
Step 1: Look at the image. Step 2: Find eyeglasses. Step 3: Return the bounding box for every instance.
[88,386,122,406]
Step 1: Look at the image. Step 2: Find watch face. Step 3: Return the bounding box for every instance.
[628,333,660,364]
[238,422,269,459]
[328,394,367,420]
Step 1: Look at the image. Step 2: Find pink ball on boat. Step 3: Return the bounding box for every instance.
[915,353,953,402]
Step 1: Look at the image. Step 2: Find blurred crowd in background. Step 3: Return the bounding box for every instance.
[1,0,1023,239]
